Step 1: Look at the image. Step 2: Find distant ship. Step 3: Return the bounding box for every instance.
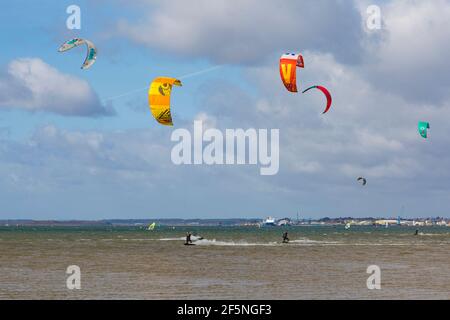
[261,217,277,227]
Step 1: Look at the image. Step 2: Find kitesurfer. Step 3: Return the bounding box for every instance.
[282,231,289,243]
[185,232,193,245]
[414,229,419,236]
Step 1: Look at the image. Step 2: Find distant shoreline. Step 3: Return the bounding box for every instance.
[0,217,448,227]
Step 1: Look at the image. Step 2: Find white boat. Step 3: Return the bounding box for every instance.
[261,216,277,227]
[277,218,291,226]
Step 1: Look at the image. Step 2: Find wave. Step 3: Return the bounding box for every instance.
[159,236,204,241]
[157,237,283,246]
[122,236,447,247]
[418,232,450,236]
[153,237,345,246]
[289,238,342,245]
[158,237,186,241]
[194,239,279,246]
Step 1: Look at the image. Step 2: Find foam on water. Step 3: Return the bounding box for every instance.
[154,237,344,247]
[159,236,204,241]
[194,238,279,246]
[152,237,429,247]
[158,237,186,241]
[289,238,341,245]
[418,232,450,236]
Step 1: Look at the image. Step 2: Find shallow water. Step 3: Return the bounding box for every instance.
[0,225,449,299]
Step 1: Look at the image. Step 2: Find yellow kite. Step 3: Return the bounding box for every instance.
[148,77,182,126]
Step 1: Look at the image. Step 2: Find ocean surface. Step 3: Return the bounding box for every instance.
[0,225,449,299]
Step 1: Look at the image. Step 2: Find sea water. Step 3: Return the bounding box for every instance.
[0,225,449,299]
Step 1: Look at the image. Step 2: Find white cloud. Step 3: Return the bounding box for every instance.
[114,0,450,104]
[115,0,364,65]
[361,0,450,103]
[0,58,113,116]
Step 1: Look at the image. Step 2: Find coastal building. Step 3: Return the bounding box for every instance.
[436,220,448,226]
[374,219,398,226]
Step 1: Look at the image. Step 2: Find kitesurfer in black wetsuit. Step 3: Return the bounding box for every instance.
[414,229,419,236]
[185,232,193,245]
[282,231,289,243]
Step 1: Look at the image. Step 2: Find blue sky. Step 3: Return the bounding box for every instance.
[1,0,450,220]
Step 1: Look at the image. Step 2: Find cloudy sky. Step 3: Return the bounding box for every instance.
[1,0,450,219]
